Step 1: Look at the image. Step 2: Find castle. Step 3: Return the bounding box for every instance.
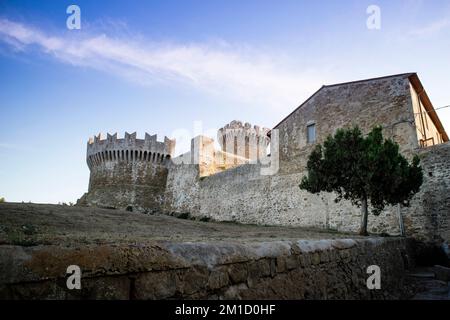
[79,73,450,243]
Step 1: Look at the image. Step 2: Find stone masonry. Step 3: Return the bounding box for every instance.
[0,236,416,299]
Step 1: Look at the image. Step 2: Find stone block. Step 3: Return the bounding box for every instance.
[320,251,330,263]
[178,267,208,295]
[248,259,271,278]
[227,263,248,284]
[208,269,229,290]
[299,254,311,267]
[311,253,321,265]
[285,255,299,270]
[134,271,176,299]
[276,256,287,273]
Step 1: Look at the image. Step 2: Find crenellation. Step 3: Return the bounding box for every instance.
[217,120,270,162]
[124,131,137,142]
[107,133,117,142]
[93,133,102,143]
[145,133,158,152]
[87,132,175,161]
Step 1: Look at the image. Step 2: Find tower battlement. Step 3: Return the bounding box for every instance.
[86,132,175,169]
[217,120,270,160]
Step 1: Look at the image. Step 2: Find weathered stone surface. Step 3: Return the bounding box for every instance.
[275,256,287,273]
[80,276,130,300]
[227,263,248,284]
[285,255,299,270]
[207,268,229,290]
[320,250,330,263]
[248,259,271,279]
[178,267,209,295]
[134,271,176,299]
[299,254,311,267]
[222,283,248,299]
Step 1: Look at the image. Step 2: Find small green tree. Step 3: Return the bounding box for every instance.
[299,126,423,236]
[0,197,4,203]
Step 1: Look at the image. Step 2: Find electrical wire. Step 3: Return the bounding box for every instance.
[413,105,450,115]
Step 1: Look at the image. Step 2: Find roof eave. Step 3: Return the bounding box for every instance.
[408,73,449,142]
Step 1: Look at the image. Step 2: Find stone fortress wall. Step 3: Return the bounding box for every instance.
[82,132,175,212]
[165,141,450,242]
[82,73,449,242]
[164,74,450,242]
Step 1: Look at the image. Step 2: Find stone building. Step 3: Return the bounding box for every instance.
[80,73,450,242]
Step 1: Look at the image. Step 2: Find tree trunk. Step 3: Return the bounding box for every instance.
[359,196,368,236]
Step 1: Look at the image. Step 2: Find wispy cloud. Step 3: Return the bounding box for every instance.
[0,18,326,110]
[409,18,450,36]
[0,143,33,152]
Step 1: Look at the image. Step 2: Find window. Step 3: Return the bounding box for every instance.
[307,123,316,144]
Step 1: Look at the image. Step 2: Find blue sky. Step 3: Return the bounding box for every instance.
[1,0,450,203]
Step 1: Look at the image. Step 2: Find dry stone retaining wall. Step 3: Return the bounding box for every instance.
[0,237,415,299]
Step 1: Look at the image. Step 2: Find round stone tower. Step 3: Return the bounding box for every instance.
[84,132,175,212]
[217,120,270,162]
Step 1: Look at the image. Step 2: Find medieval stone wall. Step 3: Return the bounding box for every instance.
[165,142,450,242]
[0,237,415,299]
[166,162,400,234]
[164,163,200,215]
[164,74,449,242]
[406,142,450,241]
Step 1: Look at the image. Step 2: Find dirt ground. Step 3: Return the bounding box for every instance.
[0,203,363,247]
